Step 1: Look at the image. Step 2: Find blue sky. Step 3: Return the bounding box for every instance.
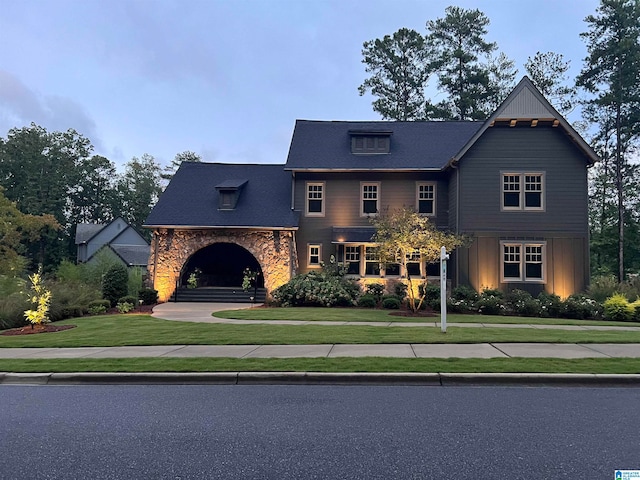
[0,0,600,170]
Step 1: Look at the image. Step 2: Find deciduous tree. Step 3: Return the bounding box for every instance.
[371,207,465,313]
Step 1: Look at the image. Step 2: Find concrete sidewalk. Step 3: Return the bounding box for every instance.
[151,302,640,331]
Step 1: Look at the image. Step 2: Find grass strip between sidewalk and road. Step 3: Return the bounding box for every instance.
[2,315,640,348]
[1,357,640,374]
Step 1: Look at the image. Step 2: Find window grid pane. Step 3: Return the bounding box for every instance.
[309,245,320,265]
[345,246,360,262]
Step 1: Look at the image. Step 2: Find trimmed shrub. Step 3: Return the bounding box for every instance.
[447,285,477,313]
[139,288,159,305]
[102,264,129,307]
[451,285,478,302]
[420,284,441,310]
[387,280,407,299]
[382,296,401,309]
[631,300,640,322]
[88,299,112,310]
[88,304,106,315]
[357,294,377,308]
[505,289,542,317]
[88,304,107,315]
[603,293,634,322]
[272,271,359,307]
[116,301,134,314]
[476,289,506,315]
[118,295,138,306]
[365,283,385,301]
[561,294,601,320]
[537,292,563,318]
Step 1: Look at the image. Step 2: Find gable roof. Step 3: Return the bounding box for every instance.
[450,76,599,166]
[143,162,299,229]
[75,223,106,244]
[109,244,150,267]
[285,120,483,171]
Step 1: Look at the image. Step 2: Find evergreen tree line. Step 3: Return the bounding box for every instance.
[359,0,640,280]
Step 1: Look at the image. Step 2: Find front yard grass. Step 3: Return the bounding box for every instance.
[213,307,640,327]
[2,314,640,349]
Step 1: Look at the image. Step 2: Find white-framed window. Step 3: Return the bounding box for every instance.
[405,250,421,277]
[501,172,544,211]
[306,182,325,216]
[364,246,380,276]
[308,244,321,268]
[416,182,436,216]
[345,245,361,275]
[361,182,379,216]
[501,241,545,283]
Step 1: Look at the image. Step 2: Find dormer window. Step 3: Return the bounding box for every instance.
[214,179,248,210]
[349,130,392,154]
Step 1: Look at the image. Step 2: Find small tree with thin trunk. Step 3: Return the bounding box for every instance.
[371,207,465,313]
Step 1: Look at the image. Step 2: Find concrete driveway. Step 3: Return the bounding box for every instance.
[152,302,259,323]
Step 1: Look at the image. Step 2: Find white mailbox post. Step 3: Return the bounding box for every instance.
[440,246,449,333]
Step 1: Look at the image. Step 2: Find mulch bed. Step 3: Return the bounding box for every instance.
[1,324,77,336]
[389,310,438,318]
[1,305,157,336]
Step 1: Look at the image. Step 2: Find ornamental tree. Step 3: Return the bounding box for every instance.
[371,207,465,313]
[24,266,52,327]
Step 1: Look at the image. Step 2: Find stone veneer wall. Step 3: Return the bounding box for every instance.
[148,228,298,302]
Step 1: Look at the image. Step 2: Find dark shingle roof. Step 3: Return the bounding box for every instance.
[75,223,106,244]
[285,120,484,171]
[110,245,151,266]
[144,163,299,229]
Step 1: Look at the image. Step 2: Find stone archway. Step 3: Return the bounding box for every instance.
[148,228,297,302]
[181,243,264,288]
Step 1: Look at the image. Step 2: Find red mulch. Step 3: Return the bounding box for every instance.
[1,324,77,336]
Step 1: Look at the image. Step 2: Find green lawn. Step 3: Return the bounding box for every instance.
[2,313,640,375]
[214,306,640,327]
[1,314,640,349]
[1,357,640,374]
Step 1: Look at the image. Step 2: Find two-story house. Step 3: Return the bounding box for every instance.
[144,77,597,302]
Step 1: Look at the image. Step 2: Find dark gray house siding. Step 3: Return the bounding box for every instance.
[293,171,449,273]
[454,124,591,296]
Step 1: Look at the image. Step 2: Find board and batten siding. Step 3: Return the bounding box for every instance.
[454,125,591,297]
[293,172,449,273]
[457,126,589,234]
[460,235,589,298]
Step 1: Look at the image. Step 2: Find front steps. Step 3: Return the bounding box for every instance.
[169,286,266,303]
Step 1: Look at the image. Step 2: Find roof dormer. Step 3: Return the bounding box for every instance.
[214,179,248,210]
[349,130,392,154]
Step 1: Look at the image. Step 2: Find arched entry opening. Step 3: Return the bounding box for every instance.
[181,242,264,288]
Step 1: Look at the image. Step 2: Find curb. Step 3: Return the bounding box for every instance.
[2,372,640,386]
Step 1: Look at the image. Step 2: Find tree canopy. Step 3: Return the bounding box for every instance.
[371,207,465,312]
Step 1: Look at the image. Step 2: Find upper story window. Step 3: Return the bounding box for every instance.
[361,182,379,216]
[416,182,436,216]
[306,182,325,216]
[502,172,544,211]
[349,130,392,154]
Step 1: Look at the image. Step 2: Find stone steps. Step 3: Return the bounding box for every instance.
[170,287,266,303]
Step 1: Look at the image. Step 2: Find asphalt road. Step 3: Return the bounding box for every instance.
[1,385,638,479]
